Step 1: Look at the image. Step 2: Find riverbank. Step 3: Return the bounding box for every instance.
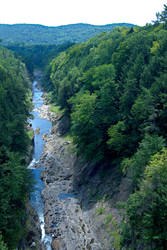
[26,78,53,250]
[39,107,103,249]
[38,99,129,250]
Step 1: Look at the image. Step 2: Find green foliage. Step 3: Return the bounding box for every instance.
[130,87,157,133]
[70,91,100,161]
[121,133,165,189]
[105,214,113,227]
[0,23,135,45]
[0,46,32,249]
[0,234,8,250]
[111,230,121,250]
[95,207,106,215]
[103,213,121,250]
[0,151,32,248]
[47,8,167,172]
[81,64,115,92]
[121,149,167,249]
[155,4,167,28]
[6,42,73,75]
[107,121,128,154]
[45,6,167,248]
[27,129,34,141]
[0,47,31,153]
[50,104,64,115]
[115,201,127,209]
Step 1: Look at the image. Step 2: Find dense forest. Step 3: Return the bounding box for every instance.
[41,5,167,249]
[0,23,135,45]
[6,42,74,76]
[0,46,32,249]
[1,4,167,249]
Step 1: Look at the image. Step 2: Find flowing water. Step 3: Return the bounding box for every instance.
[28,80,52,249]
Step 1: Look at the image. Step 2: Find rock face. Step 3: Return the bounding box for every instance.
[38,104,104,250]
[24,201,45,250]
[35,127,40,134]
[40,132,102,249]
[38,103,130,250]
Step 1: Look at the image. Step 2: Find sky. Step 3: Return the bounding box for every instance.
[0,0,166,27]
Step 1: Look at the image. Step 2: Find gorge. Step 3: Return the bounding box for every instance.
[27,74,110,249]
[1,6,167,249]
[27,76,52,249]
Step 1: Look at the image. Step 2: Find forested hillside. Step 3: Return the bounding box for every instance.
[0,46,32,249]
[43,5,167,248]
[1,4,167,249]
[6,42,74,75]
[0,23,135,45]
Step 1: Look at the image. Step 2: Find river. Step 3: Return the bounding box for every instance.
[28,79,52,249]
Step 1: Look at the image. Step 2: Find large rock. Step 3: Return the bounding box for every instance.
[40,124,103,250]
[24,201,44,250]
[51,239,61,250]
[38,100,126,250]
[50,115,70,136]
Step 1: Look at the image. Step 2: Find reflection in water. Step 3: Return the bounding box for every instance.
[29,80,52,249]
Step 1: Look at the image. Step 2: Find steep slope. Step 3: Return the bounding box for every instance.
[42,7,167,248]
[0,46,33,249]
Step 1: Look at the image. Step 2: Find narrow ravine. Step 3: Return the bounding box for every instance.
[27,78,52,249]
[27,76,105,250]
[37,97,104,249]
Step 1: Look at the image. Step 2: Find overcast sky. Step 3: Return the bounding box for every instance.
[0,0,166,27]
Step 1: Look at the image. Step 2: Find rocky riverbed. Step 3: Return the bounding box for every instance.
[37,103,103,249]
[37,100,128,250]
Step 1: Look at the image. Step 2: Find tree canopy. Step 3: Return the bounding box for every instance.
[1,4,167,249]
[0,46,32,249]
[43,5,167,248]
[0,23,135,45]
[47,22,167,169]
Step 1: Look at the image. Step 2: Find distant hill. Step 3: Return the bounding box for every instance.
[0,23,135,45]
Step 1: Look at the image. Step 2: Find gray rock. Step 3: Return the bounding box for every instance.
[38,102,115,250]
